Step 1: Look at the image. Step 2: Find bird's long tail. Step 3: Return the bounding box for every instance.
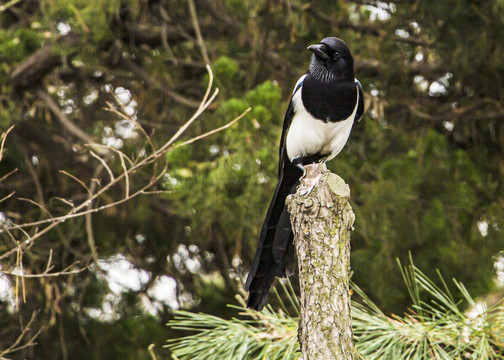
[245,162,302,310]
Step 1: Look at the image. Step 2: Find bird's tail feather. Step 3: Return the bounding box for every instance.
[245,162,301,310]
[272,207,296,277]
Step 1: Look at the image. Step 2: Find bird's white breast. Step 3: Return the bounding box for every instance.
[286,86,358,162]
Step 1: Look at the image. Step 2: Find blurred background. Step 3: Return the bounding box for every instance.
[1,0,504,359]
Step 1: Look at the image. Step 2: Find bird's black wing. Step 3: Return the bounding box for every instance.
[277,76,305,176]
[355,79,365,122]
[245,77,305,310]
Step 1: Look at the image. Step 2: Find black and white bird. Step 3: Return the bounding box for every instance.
[245,37,364,310]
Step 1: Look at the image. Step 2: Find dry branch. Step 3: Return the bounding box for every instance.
[0,310,42,358]
[0,65,247,357]
[0,125,14,162]
[1,66,247,262]
[188,0,210,65]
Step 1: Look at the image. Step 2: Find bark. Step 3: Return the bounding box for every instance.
[9,35,80,91]
[123,23,192,47]
[286,163,364,360]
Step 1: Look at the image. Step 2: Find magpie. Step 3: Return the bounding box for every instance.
[245,37,364,310]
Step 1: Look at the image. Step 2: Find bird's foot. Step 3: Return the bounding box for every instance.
[298,163,326,195]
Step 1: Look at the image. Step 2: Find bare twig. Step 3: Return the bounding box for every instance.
[90,144,134,166]
[148,344,158,360]
[59,170,91,195]
[0,125,15,162]
[18,198,53,219]
[1,268,83,278]
[2,221,32,247]
[0,310,41,358]
[15,241,26,307]
[0,191,16,204]
[51,197,75,208]
[89,151,115,182]
[1,248,85,282]
[107,98,157,158]
[169,107,251,151]
[0,0,25,14]
[118,152,130,199]
[1,169,167,245]
[107,95,159,182]
[86,154,112,267]
[1,66,247,264]
[158,65,218,154]
[0,266,85,278]
[45,249,54,273]
[188,0,210,65]
[2,327,43,356]
[0,168,18,182]
[161,23,179,65]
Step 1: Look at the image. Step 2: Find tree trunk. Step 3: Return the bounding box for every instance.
[286,163,363,360]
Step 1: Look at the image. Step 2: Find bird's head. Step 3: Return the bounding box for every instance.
[307,37,354,81]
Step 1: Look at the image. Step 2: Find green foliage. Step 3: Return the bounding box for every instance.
[167,261,504,360]
[0,28,42,83]
[345,125,501,311]
[0,100,21,129]
[165,80,283,248]
[43,0,140,41]
[0,28,42,63]
[209,56,240,90]
[353,259,504,359]
[166,307,299,360]
[3,0,504,357]
[167,280,301,360]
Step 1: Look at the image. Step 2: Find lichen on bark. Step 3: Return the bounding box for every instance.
[286,163,364,360]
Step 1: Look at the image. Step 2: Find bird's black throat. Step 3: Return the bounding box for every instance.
[301,73,357,123]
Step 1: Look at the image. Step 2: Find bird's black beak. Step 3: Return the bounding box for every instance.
[308,44,329,60]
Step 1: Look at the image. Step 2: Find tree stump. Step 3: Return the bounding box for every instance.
[286,163,363,360]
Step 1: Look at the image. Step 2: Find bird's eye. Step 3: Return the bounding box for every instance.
[333,51,341,59]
